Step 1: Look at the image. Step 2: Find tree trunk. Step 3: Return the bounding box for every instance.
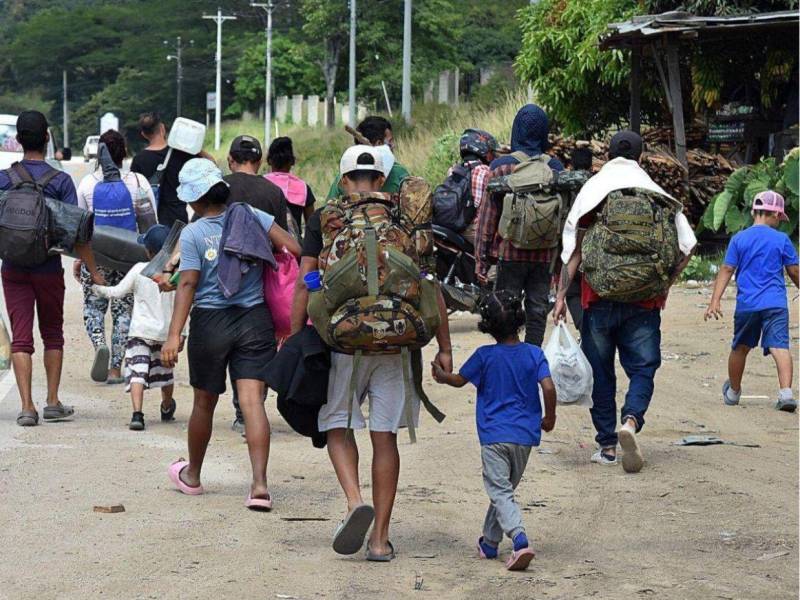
[322,37,342,129]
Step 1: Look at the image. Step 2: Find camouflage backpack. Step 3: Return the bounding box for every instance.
[581,190,681,303]
[307,177,444,441]
[498,152,563,250]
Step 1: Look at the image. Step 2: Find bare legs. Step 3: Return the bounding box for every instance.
[369,431,399,556]
[237,378,270,499]
[326,428,399,557]
[181,380,270,498]
[327,429,364,511]
[727,344,751,392]
[12,349,63,413]
[770,348,793,389]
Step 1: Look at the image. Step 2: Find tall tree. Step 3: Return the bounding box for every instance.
[302,0,348,128]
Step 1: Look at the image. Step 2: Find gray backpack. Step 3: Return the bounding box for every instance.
[0,163,56,266]
[498,152,562,250]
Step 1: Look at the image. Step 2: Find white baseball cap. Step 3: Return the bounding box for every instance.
[340,145,384,176]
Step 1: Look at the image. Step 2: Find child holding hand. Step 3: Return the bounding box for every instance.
[432,290,557,571]
[705,191,799,412]
[93,225,185,430]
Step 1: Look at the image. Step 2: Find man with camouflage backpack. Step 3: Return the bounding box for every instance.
[290,145,452,561]
[553,131,697,473]
[475,104,565,347]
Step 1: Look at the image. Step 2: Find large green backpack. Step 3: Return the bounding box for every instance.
[498,152,563,250]
[581,189,681,303]
[306,177,444,441]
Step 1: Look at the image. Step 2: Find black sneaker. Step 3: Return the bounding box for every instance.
[160,399,177,422]
[129,411,145,431]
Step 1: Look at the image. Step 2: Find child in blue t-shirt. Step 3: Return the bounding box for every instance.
[705,190,800,412]
[432,291,557,571]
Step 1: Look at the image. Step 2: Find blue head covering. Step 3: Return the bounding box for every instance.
[510,104,549,157]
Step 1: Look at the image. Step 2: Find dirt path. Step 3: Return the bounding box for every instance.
[0,264,796,600]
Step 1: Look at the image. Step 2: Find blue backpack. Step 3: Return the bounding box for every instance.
[93,143,137,232]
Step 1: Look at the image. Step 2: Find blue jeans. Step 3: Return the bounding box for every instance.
[581,301,662,448]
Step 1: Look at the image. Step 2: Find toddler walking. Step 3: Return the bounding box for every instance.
[93,225,185,429]
[432,291,557,571]
[705,190,799,411]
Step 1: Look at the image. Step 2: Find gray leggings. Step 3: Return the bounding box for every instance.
[481,443,532,544]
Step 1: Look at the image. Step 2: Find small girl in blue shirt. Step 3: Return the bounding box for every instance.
[433,291,557,571]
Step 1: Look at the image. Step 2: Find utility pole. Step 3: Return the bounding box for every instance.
[252,2,274,146]
[62,70,69,149]
[166,36,192,117]
[203,8,237,150]
[348,0,356,128]
[401,0,412,122]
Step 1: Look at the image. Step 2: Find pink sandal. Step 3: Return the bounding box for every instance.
[167,459,204,496]
[506,547,535,571]
[245,492,273,512]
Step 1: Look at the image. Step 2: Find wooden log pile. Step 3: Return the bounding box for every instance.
[548,134,734,225]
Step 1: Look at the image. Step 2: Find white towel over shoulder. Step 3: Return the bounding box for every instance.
[561,157,697,263]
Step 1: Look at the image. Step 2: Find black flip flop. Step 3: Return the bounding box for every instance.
[332,504,375,555]
[161,399,177,422]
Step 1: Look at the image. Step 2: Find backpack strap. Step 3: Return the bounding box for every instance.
[411,349,445,423]
[401,347,417,444]
[35,167,61,190]
[510,151,529,163]
[345,350,363,441]
[8,162,33,185]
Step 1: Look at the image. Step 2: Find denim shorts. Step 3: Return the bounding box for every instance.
[732,308,790,356]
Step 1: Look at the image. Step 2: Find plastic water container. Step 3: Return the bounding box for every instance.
[168,118,206,155]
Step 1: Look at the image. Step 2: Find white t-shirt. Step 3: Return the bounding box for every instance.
[93,262,184,342]
[77,170,156,213]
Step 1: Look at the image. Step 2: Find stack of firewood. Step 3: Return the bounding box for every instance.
[547,135,735,225]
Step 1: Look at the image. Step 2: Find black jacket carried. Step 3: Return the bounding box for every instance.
[265,326,329,448]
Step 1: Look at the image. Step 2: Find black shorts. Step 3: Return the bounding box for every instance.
[187,304,276,394]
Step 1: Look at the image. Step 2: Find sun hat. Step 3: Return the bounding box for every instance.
[176,158,227,203]
[752,190,788,221]
[340,145,383,176]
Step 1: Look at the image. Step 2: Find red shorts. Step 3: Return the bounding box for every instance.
[1,268,66,354]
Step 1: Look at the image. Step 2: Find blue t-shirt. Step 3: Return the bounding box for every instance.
[0,159,78,274]
[489,154,565,172]
[179,208,274,309]
[723,224,798,313]
[459,343,551,446]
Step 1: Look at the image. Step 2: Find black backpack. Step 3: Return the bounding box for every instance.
[0,163,56,267]
[432,162,476,233]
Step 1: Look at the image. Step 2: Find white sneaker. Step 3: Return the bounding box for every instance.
[590,449,618,465]
[618,421,644,473]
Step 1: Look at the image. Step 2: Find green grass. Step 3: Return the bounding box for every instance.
[679,253,724,282]
[202,88,528,202]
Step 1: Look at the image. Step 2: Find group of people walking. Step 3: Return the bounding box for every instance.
[1,104,796,570]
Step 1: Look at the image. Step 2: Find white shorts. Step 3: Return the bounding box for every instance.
[319,352,421,433]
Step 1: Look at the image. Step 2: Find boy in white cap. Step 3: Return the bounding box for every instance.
[705,190,799,411]
[291,145,453,562]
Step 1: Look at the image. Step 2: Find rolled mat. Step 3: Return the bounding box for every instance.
[91,226,149,273]
[46,198,94,253]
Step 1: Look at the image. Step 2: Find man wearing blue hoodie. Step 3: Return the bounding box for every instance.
[475,105,564,346]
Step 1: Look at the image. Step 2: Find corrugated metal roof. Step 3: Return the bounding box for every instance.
[600,10,799,48]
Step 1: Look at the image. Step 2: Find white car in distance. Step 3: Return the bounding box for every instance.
[83,135,100,162]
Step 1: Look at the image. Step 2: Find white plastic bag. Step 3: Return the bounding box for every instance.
[543,322,593,407]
